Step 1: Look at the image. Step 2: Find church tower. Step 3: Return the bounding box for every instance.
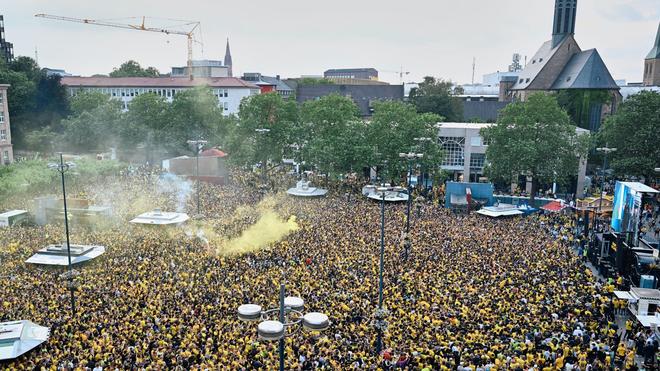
[643,22,660,86]
[224,38,233,77]
[552,0,577,48]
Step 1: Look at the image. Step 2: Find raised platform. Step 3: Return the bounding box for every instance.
[130,209,190,225]
[0,320,50,361]
[362,185,409,202]
[286,180,328,197]
[25,244,106,266]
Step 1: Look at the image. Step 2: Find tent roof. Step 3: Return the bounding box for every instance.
[541,201,567,212]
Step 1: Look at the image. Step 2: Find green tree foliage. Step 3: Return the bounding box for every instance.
[168,87,229,154]
[297,77,335,86]
[408,76,463,122]
[122,93,170,158]
[226,92,298,169]
[556,89,611,130]
[598,91,660,179]
[297,94,369,176]
[60,92,123,152]
[0,158,125,200]
[481,93,590,200]
[0,56,70,148]
[365,101,443,182]
[109,60,160,77]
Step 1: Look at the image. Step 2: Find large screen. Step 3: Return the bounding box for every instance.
[611,182,643,241]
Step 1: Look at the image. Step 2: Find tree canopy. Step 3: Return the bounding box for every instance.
[109,60,160,78]
[408,76,463,122]
[481,93,590,199]
[0,56,69,148]
[598,91,660,180]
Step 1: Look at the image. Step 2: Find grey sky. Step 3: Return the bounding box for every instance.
[2,0,659,84]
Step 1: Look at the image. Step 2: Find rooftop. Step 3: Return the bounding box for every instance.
[61,76,258,89]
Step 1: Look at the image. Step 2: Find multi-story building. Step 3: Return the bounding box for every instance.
[0,84,14,165]
[241,73,294,98]
[0,15,14,64]
[436,122,588,197]
[171,60,230,78]
[296,84,403,117]
[60,76,259,115]
[324,68,378,81]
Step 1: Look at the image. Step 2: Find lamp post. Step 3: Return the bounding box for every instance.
[595,146,616,232]
[255,128,271,186]
[374,185,404,355]
[237,283,329,371]
[399,152,423,258]
[48,153,76,316]
[187,139,207,217]
[413,137,432,192]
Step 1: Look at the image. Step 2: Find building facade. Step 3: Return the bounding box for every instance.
[436,122,588,197]
[643,23,660,86]
[324,68,378,80]
[171,60,230,78]
[296,84,403,117]
[241,73,294,98]
[0,15,14,64]
[0,84,14,165]
[60,77,259,115]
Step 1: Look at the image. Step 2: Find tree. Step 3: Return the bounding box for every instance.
[365,101,443,183]
[109,60,160,77]
[167,87,228,154]
[123,93,171,161]
[0,56,70,148]
[556,89,611,130]
[481,93,590,200]
[60,92,123,152]
[297,94,367,176]
[408,76,463,122]
[599,91,660,180]
[226,92,298,170]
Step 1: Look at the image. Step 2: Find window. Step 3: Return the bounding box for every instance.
[525,78,530,83]
[519,79,524,83]
[539,58,543,62]
[439,137,465,167]
[223,102,229,111]
[532,60,536,64]
[0,111,3,123]
[0,129,5,140]
[3,151,9,163]
[470,153,486,170]
[470,136,482,146]
[223,89,228,97]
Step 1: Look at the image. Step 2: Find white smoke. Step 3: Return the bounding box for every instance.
[157,172,192,212]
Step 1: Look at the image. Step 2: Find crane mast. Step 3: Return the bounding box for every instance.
[35,14,200,79]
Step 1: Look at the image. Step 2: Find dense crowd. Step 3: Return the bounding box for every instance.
[0,169,652,370]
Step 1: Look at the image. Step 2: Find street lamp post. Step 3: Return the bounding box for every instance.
[413,137,432,192]
[595,146,616,232]
[255,128,271,186]
[237,283,329,371]
[187,139,207,217]
[374,185,404,355]
[399,152,423,259]
[48,153,76,316]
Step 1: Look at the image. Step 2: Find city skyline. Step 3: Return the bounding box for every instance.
[2,0,659,84]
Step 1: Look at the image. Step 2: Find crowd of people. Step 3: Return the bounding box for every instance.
[0,168,653,369]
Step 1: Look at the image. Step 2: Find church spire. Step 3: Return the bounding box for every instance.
[552,0,577,48]
[224,38,233,77]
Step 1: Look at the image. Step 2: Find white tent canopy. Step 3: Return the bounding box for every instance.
[0,320,50,361]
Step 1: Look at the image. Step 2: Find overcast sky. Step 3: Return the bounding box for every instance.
[2,0,658,84]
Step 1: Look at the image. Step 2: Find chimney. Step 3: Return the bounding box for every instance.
[552,0,577,48]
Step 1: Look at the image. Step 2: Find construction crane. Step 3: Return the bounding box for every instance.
[35,14,201,79]
[381,66,411,84]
